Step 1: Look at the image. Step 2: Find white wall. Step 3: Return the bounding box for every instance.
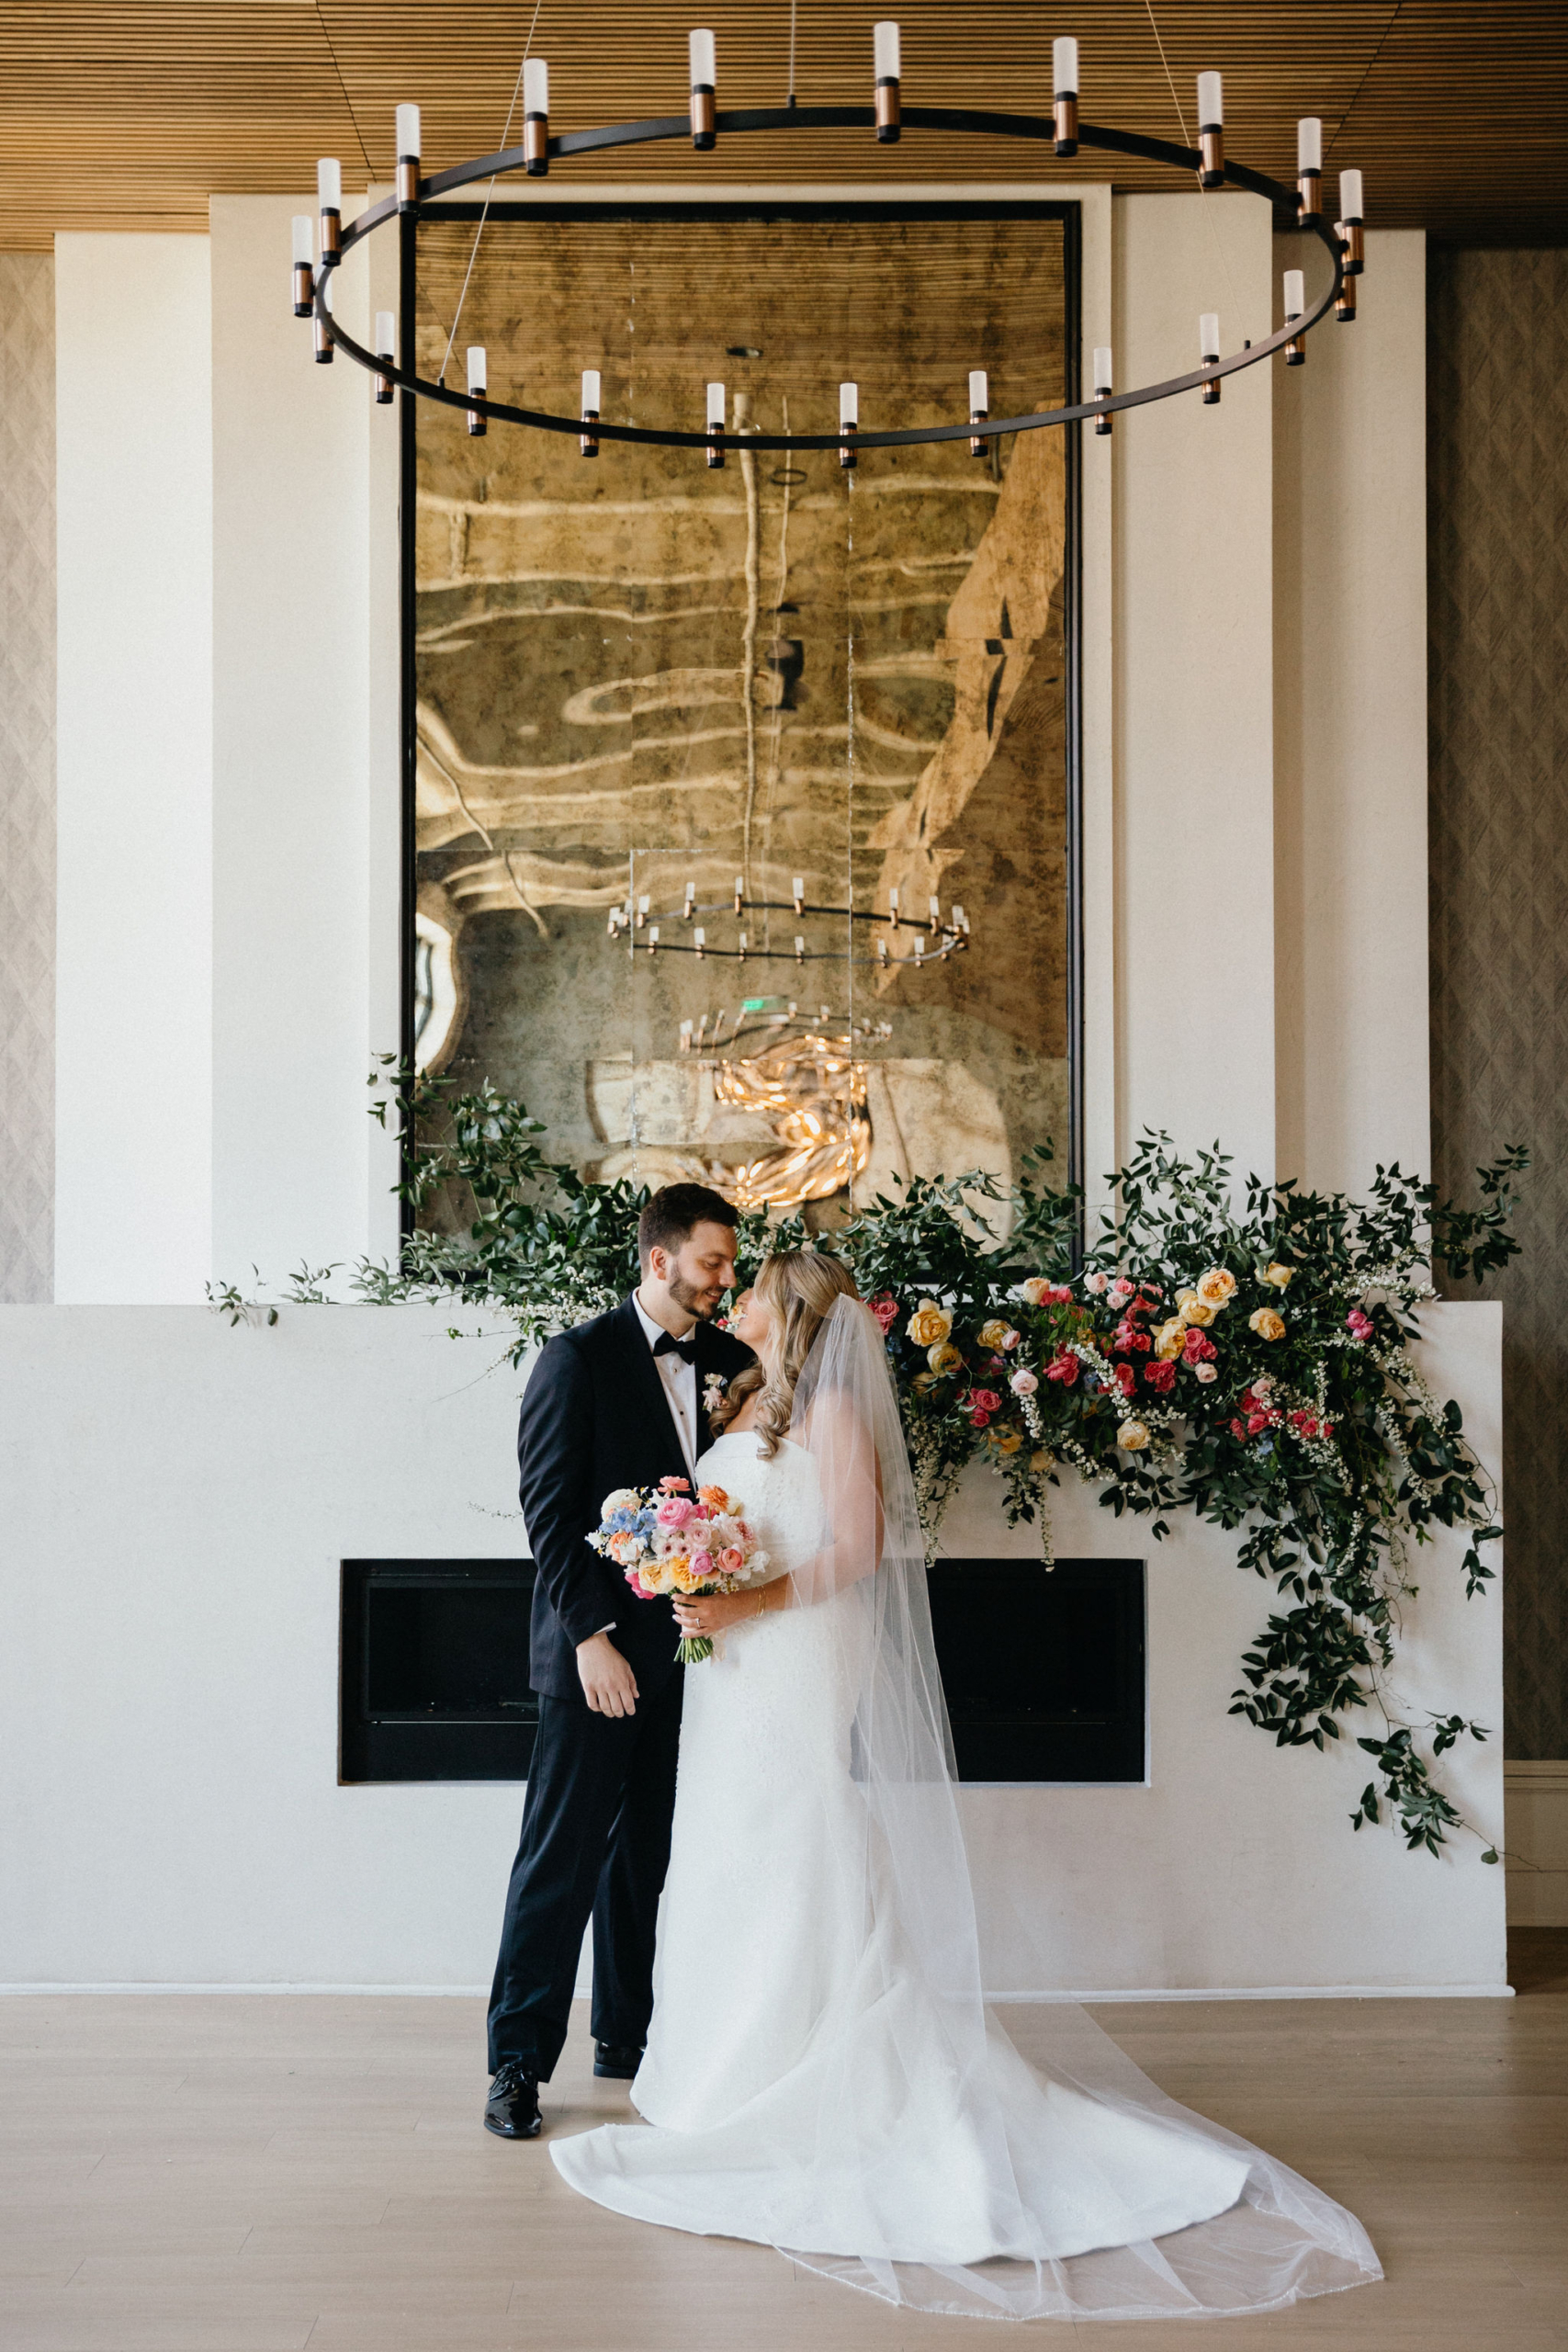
[54,236,213,1302]
[1274,231,1430,1193]
[1111,196,1277,1185]
[0,1301,1505,1995]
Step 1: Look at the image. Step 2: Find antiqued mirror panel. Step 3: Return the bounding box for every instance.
[412,203,1075,1224]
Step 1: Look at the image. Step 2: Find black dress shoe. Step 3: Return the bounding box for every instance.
[593,2040,644,2080]
[484,2058,542,2138]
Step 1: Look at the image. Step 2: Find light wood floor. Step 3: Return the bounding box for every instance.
[2,1939,1564,2352]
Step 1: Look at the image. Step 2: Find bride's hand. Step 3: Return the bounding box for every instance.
[673,1587,766,1637]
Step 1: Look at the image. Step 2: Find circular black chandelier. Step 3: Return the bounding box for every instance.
[295,26,1366,456]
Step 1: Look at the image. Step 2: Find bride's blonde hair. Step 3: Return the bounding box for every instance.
[713,1250,861,1458]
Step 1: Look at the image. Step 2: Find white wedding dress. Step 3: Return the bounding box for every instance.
[553,1307,1382,2323]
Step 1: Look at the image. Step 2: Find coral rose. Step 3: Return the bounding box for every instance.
[1117,1419,1151,1451]
[1248,1307,1286,1342]
[1144,1359,1177,1395]
[1196,1268,1237,1306]
[927,1340,964,1377]
[907,1299,952,1348]
[1043,1350,1079,1385]
[658,1476,691,1494]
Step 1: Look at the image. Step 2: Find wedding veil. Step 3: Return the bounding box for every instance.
[779,1294,1382,2322]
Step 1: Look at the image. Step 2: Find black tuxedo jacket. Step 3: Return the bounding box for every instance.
[518,1296,755,1702]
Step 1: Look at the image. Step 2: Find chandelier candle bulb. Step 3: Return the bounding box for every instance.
[1200,311,1221,403]
[637,893,650,926]
[648,926,660,954]
[1053,36,1078,154]
[374,310,395,403]
[705,379,726,468]
[968,368,988,457]
[466,345,487,436]
[1092,343,1112,434]
[1336,262,1358,323]
[874,21,901,142]
[734,875,745,913]
[580,368,600,458]
[792,876,806,913]
[738,931,748,957]
[395,103,421,208]
[1340,168,1365,272]
[683,882,695,919]
[689,29,716,149]
[1282,269,1306,366]
[1196,72,1224,185]
[290,215,313,315]
[523,58,549,174]
[694,928,706,957]
[840,379,858,469]
[794,935,806,963]
[316,157,342,263]
[1297,116,1323,220]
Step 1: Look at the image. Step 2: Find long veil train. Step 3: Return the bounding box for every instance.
[554,1296,1382,2322]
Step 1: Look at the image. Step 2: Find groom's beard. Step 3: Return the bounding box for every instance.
[669,1272,723,1323]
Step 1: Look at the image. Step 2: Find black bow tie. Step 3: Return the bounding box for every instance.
[652,1330,697,1365]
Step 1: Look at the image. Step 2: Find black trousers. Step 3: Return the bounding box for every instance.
[487,1675,683,2081]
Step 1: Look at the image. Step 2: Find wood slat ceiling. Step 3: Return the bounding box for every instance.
[1,1,1564,252]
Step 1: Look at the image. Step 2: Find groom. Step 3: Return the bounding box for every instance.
[484,1182,755,2139]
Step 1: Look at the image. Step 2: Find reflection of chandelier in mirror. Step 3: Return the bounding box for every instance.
[609,877,970,970]
[677,998,893,1212]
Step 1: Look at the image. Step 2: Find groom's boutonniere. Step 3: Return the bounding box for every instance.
[703,1373,728,1418]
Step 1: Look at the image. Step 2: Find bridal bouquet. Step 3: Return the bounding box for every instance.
[587,1476,770,1665]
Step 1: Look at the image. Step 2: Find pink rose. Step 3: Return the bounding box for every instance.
[717,1547,744,1574]
[1044,1349,1078,1385]
[1144,1360,1177,1395]
[1010,1368,1039,1396]
[968,1408,992,1429]
[969,1389,1002,1414]
[1084,1272,1109,1295]
[1113,1317,1151,1353]
[1347,1308,1373,1340]
[1111,1276,1135,1300]
[1193,1363,1218,1384]
[869,1293,899,1334]
[1183,1327,1217,1363]
[656,1497,694,1529]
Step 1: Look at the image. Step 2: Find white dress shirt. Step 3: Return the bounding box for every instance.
[633,1294,700,1479]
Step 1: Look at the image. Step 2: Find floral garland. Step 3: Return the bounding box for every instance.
[212,1067,1528,1860]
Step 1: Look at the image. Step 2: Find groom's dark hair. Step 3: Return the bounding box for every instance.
[637,1182,739,1268]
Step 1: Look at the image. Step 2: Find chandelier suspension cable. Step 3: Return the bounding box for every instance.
[435,0,545,388]
[787,0,798,107]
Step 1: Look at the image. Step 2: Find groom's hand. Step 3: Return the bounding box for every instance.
[576,1631,639,1717]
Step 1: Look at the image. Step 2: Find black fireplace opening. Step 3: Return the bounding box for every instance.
[340,1555,1145,1785]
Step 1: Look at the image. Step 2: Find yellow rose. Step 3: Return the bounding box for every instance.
[912,1371,938,1393]
[1196,1267,1237,1306]
[1178,1294,1216,1329]
[1117,1419,1151,1451]
[1248,1306,1286,1342]
[990,1427,1023,1455]
[927,1340,964,1377]
[977,1318,1014,1351]
[1029,1449,1053,1473]
[669,1558,703,1591]
[1153,1317,1186,1361]
[907,1298,952,1349]
[1263,1261,1294,1289]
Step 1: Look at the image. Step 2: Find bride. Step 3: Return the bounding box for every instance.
[551,1251,1382,2322]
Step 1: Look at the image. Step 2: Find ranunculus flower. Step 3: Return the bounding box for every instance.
[697,1483,728,1508]
[1084,1272,1110,1294]
[1183,1326,1217,1363]
[1196,1267,1237,1306]
[1144,1359,1177,1394]
[928,1340,964,1377]
[1193,1363,1218,1384]
[1153,1318,1186,1362]
[717,1547,744,1574]
[868,1292,900,1334]
[1117,1419,1151,1451]
[907,1299,952,1348]
[1263,1262,1294,1289]
[1010,1367,1040,1396]
[1248,1307,1287,1342]
[1043,1350,1079,1385]
[1346,1308,1373,1340]
[656,1496,694,1528]
[658,1475,691,1495]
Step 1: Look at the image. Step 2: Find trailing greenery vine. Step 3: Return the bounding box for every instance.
[211,1059,1527,1860]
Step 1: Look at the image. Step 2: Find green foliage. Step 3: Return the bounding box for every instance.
[216,1065,1526,1860]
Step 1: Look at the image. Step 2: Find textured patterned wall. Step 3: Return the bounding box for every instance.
[1428,247,1568,1761]
[0,254,55,1303]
